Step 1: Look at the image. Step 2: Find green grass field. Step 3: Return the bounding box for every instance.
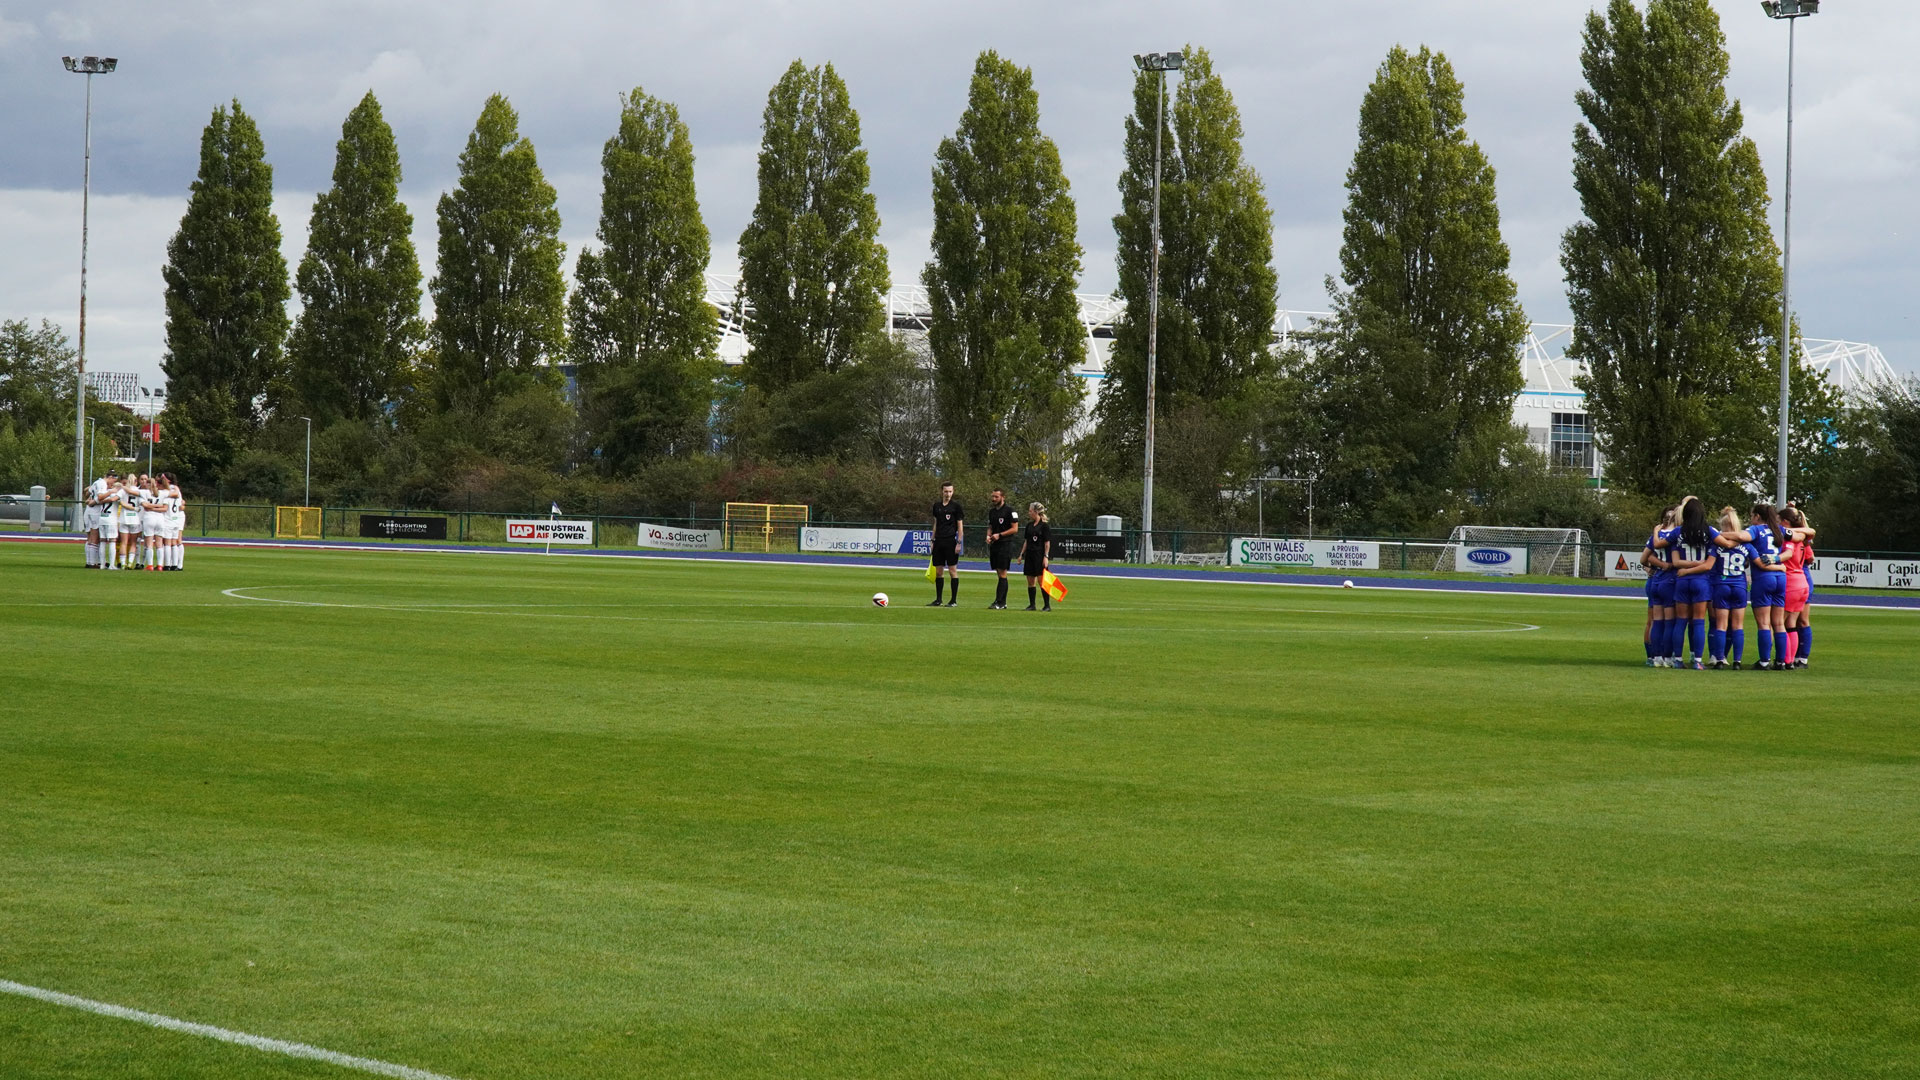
[3,542,1917,1079]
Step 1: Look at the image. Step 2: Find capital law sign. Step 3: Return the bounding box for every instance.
[505,519,594,545]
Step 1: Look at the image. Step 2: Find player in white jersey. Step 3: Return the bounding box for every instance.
[162,475,187,570]
[96,476,122,568]
[118,477,145,570]
[139,475,167,570]
[84,470,115,568]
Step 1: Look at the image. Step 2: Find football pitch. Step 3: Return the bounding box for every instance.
[3,542,1917,1079]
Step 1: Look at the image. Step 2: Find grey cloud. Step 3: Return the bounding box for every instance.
[3,0,1916,386]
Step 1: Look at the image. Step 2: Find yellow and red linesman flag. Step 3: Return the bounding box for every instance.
[1040,570,1067,602]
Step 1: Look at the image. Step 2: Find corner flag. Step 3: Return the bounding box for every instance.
[1040,570,1067,602]
[550,502,562,516]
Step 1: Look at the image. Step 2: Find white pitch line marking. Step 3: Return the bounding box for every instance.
[219,586,1540,634]
[0,979,464,1080]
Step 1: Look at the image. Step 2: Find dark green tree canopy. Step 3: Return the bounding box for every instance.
[1309,45,1528,530]
[1563,0,1789,496]
[286,91,424,427]
[161,99,290,435]
[567,87,720,468]
[1099,46,1277,453]
[738,60,889,392]
[923,50,1084,470]
[430,93,567,412]
[0,318,76,433]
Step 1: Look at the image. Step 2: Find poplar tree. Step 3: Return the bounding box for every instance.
[286,91,423,426]
[923,51,1084,469]
[430,94,566,413]
[738,60,889,391]
[1099,47,1276,456]
[567,87,719,468]
[161,99,289,458]
[1311,46,1528,529]
[1563,0,1792,495]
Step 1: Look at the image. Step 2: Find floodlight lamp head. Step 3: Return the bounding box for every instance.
[1761,0,1817,17]
[62,56,118,73]
[1133,51,1184,72]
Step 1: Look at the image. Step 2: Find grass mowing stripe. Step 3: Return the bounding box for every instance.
[0,981,463,1080]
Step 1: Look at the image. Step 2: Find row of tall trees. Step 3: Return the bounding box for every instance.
[139,1,1847,536]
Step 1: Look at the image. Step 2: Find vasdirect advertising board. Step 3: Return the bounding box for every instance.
[635,522,722,550]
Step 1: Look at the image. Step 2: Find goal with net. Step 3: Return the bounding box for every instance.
[1433,526,1590,577]
[723,502,810,552]
[274,506,321,539]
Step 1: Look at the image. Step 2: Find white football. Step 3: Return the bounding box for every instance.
[1342,580,1354,589]
[872,592,889,608]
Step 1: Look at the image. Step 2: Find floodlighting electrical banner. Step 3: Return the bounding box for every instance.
[800,527,932,555]
[1604,551,1649,580]
[1229,538,1380,570]
[506,519,594,545]
[636,523,722,550]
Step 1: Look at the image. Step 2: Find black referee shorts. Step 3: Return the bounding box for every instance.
[989,540,1015,572]
[932,537,960,567]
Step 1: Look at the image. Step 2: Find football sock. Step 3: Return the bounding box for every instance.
[1028,586,1037,606]
[1784,632,1799,665]
[1799,626,1811,659]
[996,579,1007,606]
[1730,629,1744,662]
[1757,629,1772,665]
[1710,628,1726,662]
[949,578,958,602]
[1650,618,1666,659]
[1689,619,1705,660]
[935,578,945,603]
[85,541,97,567]
[1643,632,1654,660]
[1773,631,1789,665]
[1666,618,1684,660]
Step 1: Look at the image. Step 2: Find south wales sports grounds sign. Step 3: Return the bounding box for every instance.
[1230,538,1380,570]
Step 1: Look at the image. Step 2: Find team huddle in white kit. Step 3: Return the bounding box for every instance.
[84,470,188,571]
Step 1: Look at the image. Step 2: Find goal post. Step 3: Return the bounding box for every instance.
[1434,526,1590,577]
[275,506,322,539]
[723,502,809,552]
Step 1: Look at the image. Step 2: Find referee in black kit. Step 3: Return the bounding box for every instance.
[985,488,1019,609]
[929,481,964,606]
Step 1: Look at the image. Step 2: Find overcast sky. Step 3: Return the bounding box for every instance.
[2,0,1915,389]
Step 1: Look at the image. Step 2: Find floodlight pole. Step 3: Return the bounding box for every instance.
[298,416,312,506]
[1134,50,1182,563]
[63,57,119,528]
[1764,0,1816,505]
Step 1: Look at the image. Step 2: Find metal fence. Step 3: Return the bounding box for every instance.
[13,499,1918,581]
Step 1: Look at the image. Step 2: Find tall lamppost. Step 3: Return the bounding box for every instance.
[1133,50,1182,563]
[298,417,313,506]
[1762,0,1817,505]
[62,55,117,530]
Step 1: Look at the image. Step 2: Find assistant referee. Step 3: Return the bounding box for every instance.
[929,481,964,606]
[985,488,1019,609]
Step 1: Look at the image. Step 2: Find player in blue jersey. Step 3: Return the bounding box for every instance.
[1666,497,1720,669]
[1717,503,1791,670]
[1640,505,1679,667]
[1709,506,1755,669]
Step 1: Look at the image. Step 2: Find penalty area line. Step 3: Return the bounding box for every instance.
[0,979,464,1080]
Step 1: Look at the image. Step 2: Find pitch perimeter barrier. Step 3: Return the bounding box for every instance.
[21,499,1920,588]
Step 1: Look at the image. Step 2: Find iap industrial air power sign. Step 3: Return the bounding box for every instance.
[505,519,595,545]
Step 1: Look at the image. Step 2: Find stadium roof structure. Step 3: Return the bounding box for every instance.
[700,273,1900,400]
